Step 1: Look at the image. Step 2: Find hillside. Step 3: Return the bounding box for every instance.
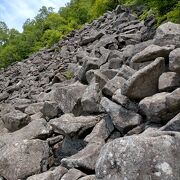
[0,2,180,180]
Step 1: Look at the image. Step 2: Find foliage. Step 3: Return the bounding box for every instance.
[63,71,74,80]
[0,0,179,68]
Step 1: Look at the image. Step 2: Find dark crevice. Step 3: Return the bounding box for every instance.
[76,167,95,175]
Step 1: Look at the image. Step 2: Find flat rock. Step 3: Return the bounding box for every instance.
[25,102,44,115]
[122,57,166,99]
[169,48,180,73]
[79,175,96,180]
[117,65,136,80]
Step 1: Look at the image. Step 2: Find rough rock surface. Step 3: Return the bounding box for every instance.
[0,5,180,180]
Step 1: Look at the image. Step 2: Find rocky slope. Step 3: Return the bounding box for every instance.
[0,5,180,180]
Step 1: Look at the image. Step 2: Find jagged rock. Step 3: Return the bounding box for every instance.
[41,101,61,119]
[79,175,96,180]
[85,115,114,143]
[2,110,30,132]
[53,82,87,115]
[49,114,101,137]
[160,113,180,132]
[122,57,166,99]
[0,92,9,101]
[131,44,174,63]
[81,83,103,113]
[159,72,180,91]
[25,102,44,115]
[169,48,180,73]
[61,140,105,171]
[101,69,119,79]
[108,58,123,69]
[61,168,86,180]
[96,132,180,180]
[26,166,68,180]
[102,76,126,97]
[154,22,180,47]
[30,112,43,121]
[0,139,49,180]
[52,73,66,84]
[100,97,142,133]
[117,65,136,80]
[139,88,180,123]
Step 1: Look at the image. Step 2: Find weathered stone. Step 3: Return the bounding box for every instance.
[52,73,66,84]
[169,48,180,73]
[108,58,123,69]
[30,112,43,121]
[159,72,180,91]
[49,114,101,137]
[139,88,180,123]
[61,168,86,180]
[79,175,96,180]
[25,102,44,115]
[100,69,119,79]
[131,44,174,63]
[0,139,49,180]
[53,82,87,115]
[101,97,142,133]
[0,92,9,101]
[2,110,30,132]
[122,57,166,99]
[96,132,180,180]
[27,166,68,180]
[47,135,64,146]
[81,83,103,113]
[61,140,105,171]
[117,65,136,80]
[102,76,126,97]
[154,22,180,47]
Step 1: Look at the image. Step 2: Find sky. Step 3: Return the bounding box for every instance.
[0,0,70,32]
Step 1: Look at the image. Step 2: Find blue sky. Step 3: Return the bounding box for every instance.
[0,0,70,32]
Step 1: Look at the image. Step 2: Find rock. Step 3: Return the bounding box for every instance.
[160,113,180,132]
[102,76,126,97]
[53,82,87,115]
[78,175,96,180]
[108,58,123,69]
[47,135,64,146]
[2,110,30,132]
[49,114,101,137]
[52,73,66,84]
[169,48,180,73]
[153,22,180,47]
[100,97,142,133]
[41,101,61,120]
[61,168,86,180]
[0,139,49,180]
[25,102,44,115]
[122,57,166,99]
[31,112,43,121]
[139,88,180,123]
[101,69,119,80]
[85,115,114,143]
[117,65,136,80]
[61,140,105,171]
[81,83,103,113]
[26,166,68,180]
[131,44,174,63]
[96,132,180,180]
[159,72,180,92]
[0,92,9,101]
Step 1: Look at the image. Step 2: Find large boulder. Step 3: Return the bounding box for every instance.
[100,97,142,133]
[96,132,180,180]
[153,22,180,47]
[169,48,180,73]
[139,88,180,123]
[0,139,49,180]
[122,57,166,99]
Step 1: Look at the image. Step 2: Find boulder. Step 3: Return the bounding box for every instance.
[96,132,180,180]
[153,22,180,47]
[169,48,180,73]
[49,114,101,137]
[158,72,180,92]
[2,110,30,132]
[25,102,44,115]
[108,58,123,69]
[117,65,136,80]
[0,139,49,180]
[100,97,142,133]
[79,175,96,180]
[122,57,166,99]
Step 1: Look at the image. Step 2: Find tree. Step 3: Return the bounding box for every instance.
[0,21,8,45]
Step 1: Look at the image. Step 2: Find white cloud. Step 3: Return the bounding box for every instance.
[0,0,70,32]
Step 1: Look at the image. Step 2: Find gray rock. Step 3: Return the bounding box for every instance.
[153,22,180,47]
[2,110,30,132]
[61,168,86,180]
[169,48,180,73]
[47,135,64,146]
[49,114,101,137]
[160,113,180,132]
[100,97,142,133]
[139,88,180,123]
[108,58,123,69]
[100,69,119,79]
[159,72,180,91]
[96,132,180,180]
[30,112,43,121]
[53,82,87,115]
[0,92,9,101]
[26,166,68,180]
[61,140,105,171]
[117,65,136,80]
[131,44,174,63]
[79,175,96,180]
[102,76,126,97]
[122,57,166,99]
[0,139,49,180]
[25,102,44,115]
